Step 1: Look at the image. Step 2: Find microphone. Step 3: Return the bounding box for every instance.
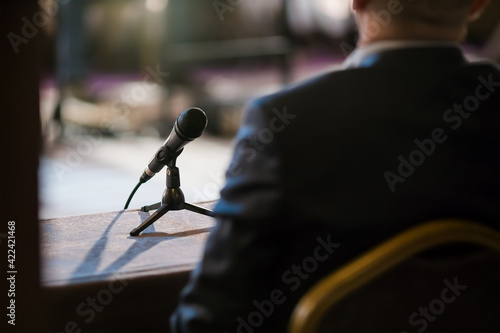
[139,107,208,184]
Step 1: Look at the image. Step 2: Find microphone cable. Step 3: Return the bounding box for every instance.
[124,182,142,209]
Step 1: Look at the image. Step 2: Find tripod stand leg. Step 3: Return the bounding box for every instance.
[141,202,161,212]
[183,202,215,217]
[130,203,170,236]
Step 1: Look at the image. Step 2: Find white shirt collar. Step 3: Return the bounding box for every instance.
[343,40,461,69]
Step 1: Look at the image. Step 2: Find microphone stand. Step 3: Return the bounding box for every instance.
[129,150,214,236]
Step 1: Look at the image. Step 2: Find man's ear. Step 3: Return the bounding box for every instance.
[352,0,371,11]
[467,0,490,22]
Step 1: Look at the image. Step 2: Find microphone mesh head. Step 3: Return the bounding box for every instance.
[176,107,208,139]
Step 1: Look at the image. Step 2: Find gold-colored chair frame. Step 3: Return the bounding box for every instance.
[288,219,500,333]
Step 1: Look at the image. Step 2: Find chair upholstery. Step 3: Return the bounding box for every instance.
[288,219,500,333]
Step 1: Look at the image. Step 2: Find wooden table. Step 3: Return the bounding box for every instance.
[41,203,215,333]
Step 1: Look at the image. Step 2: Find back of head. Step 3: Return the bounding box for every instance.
[354,0,489,44]
[392,0,476,27]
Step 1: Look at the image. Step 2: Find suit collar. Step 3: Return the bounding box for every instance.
[343,41,466,69]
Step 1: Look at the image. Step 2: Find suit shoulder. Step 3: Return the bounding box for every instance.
[463,59,500,75]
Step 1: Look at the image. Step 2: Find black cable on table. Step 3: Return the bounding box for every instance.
[124,182,142,209]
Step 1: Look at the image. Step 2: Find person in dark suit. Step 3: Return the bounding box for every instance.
[171,0,499,331]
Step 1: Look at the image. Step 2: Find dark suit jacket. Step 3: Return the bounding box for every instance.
[170,46,500,332]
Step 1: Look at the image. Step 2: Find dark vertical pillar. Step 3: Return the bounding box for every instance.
[0,0,44,332]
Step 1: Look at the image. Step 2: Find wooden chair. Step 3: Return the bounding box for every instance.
[288,219,500,333]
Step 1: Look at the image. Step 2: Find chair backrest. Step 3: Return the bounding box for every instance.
[288,219,500,333]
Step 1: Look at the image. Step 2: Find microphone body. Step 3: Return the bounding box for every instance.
[140,107,208,183]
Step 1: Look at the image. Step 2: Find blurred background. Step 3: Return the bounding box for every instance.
[38,0,500,219]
